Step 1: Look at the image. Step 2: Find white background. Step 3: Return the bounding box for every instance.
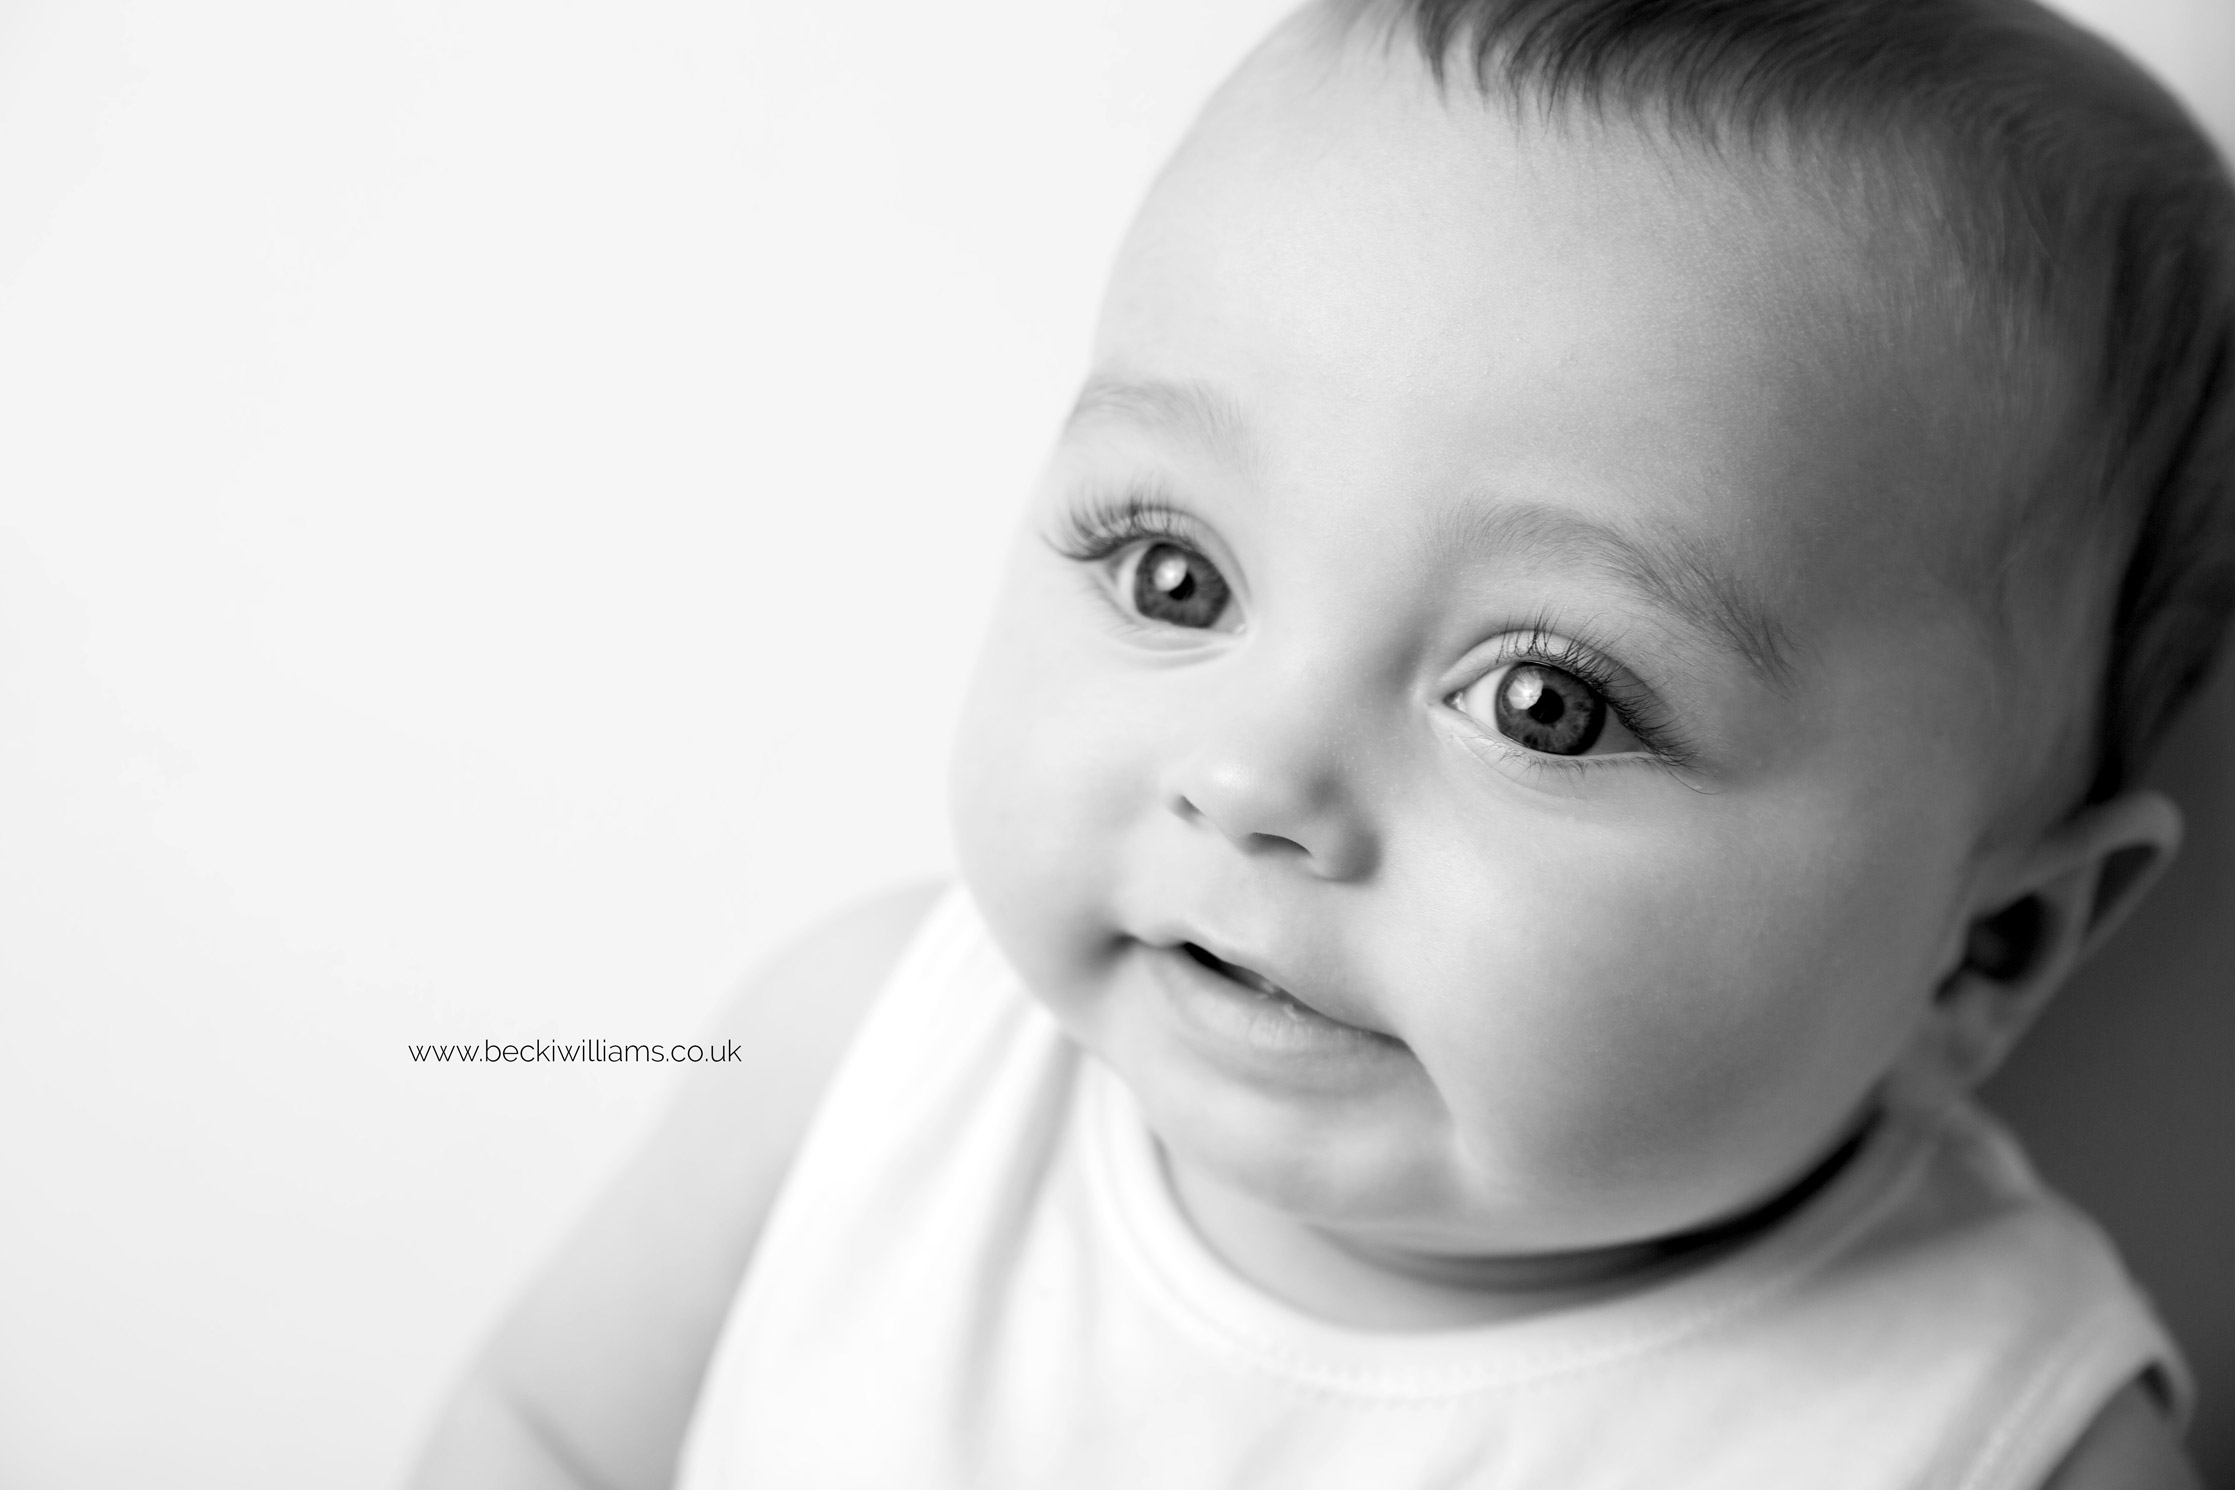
[0,2,2226,1486]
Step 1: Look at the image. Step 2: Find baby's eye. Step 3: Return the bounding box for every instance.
[1453,662,1639,757]
[1120,541,1232,629]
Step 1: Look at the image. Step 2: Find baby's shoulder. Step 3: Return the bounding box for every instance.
[2038,1381,2200,1490]
[1774,1097,2194,1489]
[410,879,945,1490]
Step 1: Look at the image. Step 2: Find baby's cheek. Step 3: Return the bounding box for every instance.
[1595,819,1946,1163]
[1433,903,1806,1177]
[1397,792,1952,1213]
[951,572,1154,1009]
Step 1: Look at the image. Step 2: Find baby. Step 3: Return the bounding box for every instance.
[414,1,2235,1486]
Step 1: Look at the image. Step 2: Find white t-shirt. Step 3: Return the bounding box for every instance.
[678,888,2188,1490]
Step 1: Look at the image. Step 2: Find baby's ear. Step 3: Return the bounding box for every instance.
[1917,790,2183,1089]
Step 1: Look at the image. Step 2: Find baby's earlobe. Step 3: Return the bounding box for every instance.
[1919,892,2071,1084]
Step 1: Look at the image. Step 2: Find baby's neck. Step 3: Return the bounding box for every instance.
[1161,1123,1872,1331]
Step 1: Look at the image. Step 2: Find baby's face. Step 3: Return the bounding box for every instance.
[951,43,2033,1257]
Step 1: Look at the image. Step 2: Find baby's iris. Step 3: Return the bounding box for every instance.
[1131,542,1231,629]
[1493,663,1607,755]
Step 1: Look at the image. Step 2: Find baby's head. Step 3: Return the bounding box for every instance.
[949,0,2235,1264]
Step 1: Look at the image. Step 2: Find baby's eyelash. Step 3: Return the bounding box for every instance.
[1044,513,1697,772]
[1047,492,1203,563]
[1498,621,1698,771]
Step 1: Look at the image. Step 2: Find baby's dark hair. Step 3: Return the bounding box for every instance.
[1338,0,2235,804]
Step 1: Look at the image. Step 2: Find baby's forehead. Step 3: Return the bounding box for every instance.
[1108,45,2031,608]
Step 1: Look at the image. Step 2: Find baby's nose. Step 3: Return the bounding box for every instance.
[1161,673,1378,881]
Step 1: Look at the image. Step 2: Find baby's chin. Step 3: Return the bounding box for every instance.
[1141,1053,1852,1262]
[1133,1070,1567,1252]
[1151,1112,1809,1328]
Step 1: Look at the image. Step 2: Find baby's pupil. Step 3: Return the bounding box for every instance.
[1133,542,1230,629]
[1518,678,1566,725]
[1494,664,1606,756]
[1152,552,1195,602]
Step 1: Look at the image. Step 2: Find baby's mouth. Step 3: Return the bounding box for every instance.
[1150,935,1409,1058]
[1182,942,1304,1005]
[1166,938,1404,1053]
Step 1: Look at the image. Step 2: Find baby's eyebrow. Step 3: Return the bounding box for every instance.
[1442,500,1798,688]
[1067,375,1795,687]
[1065,376,1257,473]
